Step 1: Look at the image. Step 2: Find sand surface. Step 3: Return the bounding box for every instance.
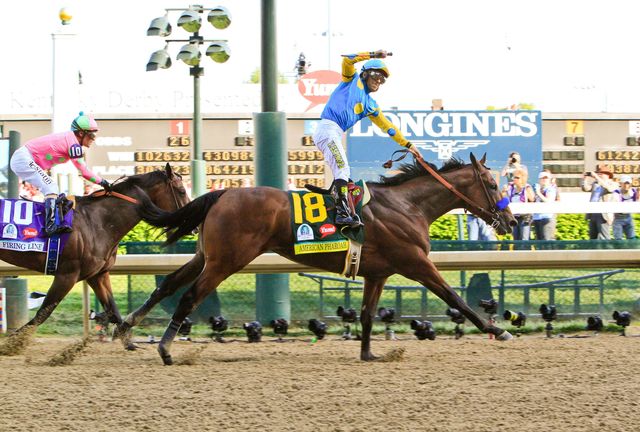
[1,332,639,432]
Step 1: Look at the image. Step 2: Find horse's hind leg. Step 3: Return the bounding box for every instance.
[114,251,205,344]
[157,263,230,365]
[401,258,511,340]
[360,277,388,361]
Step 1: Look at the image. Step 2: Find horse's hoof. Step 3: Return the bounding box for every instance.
[158,346,173,365]
[112,323,131,341]
[125,342,138,351]
[360,352,379,361]
[496,330,513,341]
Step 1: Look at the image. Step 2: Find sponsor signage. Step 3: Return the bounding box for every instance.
[297,70,341,112]
[347,110,542,186]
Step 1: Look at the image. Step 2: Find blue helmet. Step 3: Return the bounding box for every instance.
[361,59,390,78]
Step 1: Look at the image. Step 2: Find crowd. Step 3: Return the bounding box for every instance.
[467,154,638,242]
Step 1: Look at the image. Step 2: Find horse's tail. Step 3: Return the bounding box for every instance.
[137,190,226,245]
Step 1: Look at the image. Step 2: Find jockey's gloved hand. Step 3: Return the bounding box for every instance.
[99,179,112,191]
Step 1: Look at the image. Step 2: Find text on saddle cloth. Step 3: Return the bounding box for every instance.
[289,180,368,255]
[0,198,73,254]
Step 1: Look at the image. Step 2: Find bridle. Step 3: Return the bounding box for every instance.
[384,150,509,229]
[92,173,184,210]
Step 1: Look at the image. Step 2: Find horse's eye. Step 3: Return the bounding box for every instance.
[489,183,498,190]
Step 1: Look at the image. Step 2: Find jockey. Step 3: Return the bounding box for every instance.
[313,49,421,228]
[10,111,111,236]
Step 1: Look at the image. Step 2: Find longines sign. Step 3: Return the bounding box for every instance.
[347,110,542,184]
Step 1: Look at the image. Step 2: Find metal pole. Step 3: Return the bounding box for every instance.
[82,281,90,338]
[8,131,20,198]
[255,0,290,324]
[191,65,206,197]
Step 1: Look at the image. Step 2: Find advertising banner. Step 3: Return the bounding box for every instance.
[347,110,542,187]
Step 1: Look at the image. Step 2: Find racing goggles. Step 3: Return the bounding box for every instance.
[367,70,386,84]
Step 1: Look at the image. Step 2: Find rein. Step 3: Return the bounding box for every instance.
[91,189,139,204]
[384,150,508,228]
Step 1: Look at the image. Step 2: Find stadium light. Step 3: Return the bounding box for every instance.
[146,5,232,198]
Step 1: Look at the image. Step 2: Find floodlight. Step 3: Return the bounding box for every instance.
[207,6,232,29]
[178,9,202,33]
[177,43,202,66]
[146,48,172,71]
[479,299,498,315]
[147,16,172,37]
[206,42,231,63]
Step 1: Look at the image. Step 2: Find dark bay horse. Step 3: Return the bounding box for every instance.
[120,154,516,364]
[0,164,189,347]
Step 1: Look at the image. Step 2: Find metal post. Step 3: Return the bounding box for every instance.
[82,281,90,338]
[191,65,206,197]
[255,0,290,324]
[8,131,21,198]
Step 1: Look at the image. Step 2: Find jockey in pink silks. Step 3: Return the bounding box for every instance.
[10,111,111,236]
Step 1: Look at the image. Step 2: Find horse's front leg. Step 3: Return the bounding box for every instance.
[0,272,79,355]
[401,258,512,340]
[360,277,387,361]
[86,272,136,350]
[114,252,205,342]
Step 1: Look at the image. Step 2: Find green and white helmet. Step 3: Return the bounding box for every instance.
[71,111,99,132]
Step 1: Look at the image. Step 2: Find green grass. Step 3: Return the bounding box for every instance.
[16,268,640,337]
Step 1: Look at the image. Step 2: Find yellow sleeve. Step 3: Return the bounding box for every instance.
[370,109,410,147]
[341,52,373,83]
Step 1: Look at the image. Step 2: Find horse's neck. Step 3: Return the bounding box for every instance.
[80,192,142,237]
[399,176,464,224]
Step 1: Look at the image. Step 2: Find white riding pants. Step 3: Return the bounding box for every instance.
[10,146,59,196]
[312,119,350,181]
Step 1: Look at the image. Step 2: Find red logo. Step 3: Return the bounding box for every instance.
[22,227,38,239]
[319,223,336,239]
[297,70,341,112]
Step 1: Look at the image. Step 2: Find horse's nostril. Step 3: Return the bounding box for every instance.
[509,220,517,227]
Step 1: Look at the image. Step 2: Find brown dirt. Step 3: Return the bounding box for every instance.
[1,332,639,432]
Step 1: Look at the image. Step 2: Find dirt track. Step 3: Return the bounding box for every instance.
[1,332,639,432]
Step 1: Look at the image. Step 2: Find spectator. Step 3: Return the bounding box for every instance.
[502,168,535,240]
[613,175,637,240]
[466,214,497,241]
[582,164,618,240]
[532,170,558,240]
[19,180,44,202]
[500,151,527,184]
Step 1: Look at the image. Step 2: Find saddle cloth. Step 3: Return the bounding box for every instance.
[0,198,73,258]
[288,181,369,256]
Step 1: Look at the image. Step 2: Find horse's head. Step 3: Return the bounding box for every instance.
[467,153,516,235]
[123,163,190,211]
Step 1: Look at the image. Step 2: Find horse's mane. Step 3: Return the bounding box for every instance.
[76,171,167,203]
[375,157,467,186]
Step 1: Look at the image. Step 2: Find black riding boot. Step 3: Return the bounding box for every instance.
[44,197,71,237]
[333,180,361,228]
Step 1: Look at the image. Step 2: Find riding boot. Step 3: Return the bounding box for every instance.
[44,197,71,237]
[333,180,361,228]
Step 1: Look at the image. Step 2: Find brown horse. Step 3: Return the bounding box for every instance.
[0,164,189,348]
[119,153,516,364]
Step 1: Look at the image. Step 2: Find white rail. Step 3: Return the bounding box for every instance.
[0,249,638,277]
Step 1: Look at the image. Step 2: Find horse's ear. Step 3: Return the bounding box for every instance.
[165,163,174,178]
[480,153,487,165]
[470,152,477,165]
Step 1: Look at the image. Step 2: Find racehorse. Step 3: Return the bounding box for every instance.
[0,164,189,348]
[118,153,516,364]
